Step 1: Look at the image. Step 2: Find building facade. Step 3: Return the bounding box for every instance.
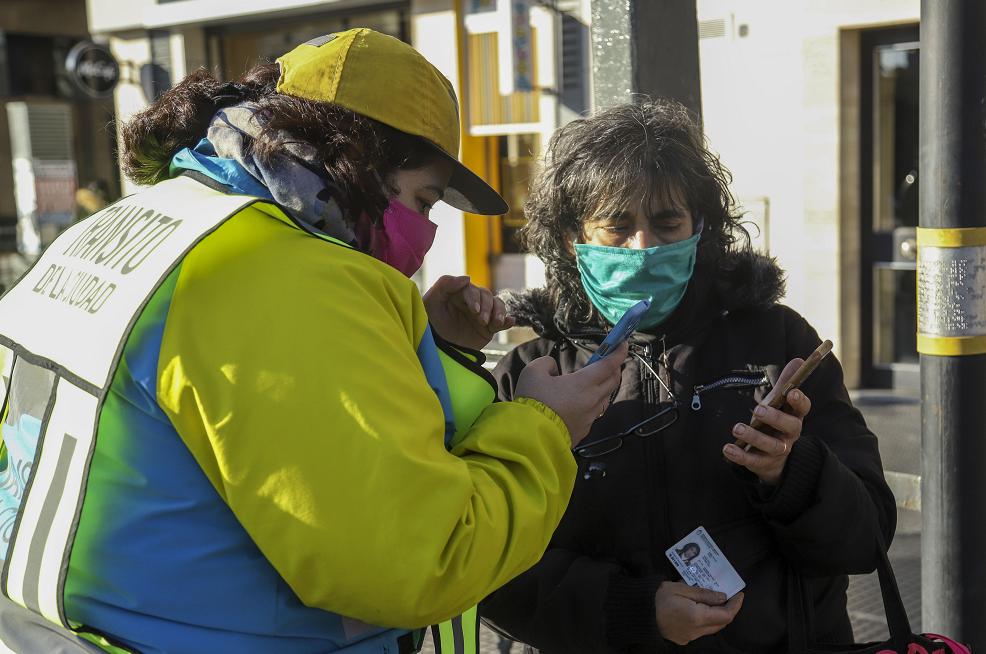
[0,0,120,287]
[84,0,922,393]
[696,0,920,392]
[84,0,587,296]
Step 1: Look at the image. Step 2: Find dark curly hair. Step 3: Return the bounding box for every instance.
[120,63,440,224]
[521,99,749,328]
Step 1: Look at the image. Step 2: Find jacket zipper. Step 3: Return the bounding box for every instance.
[690,372,769,411]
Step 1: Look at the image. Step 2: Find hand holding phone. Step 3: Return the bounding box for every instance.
[736,339,833,452]
[723,340,834,484]
[586,299,651,366]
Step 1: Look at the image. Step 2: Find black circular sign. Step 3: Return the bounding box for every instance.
[66,41,120,98]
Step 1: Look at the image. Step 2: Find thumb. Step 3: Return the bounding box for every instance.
[760,357,804,407]
[444,275,472,292]
[675,585,728,606]
[525,355,560,378]
[427,275,471,298]
[775,358,805,391]
[725,592,744,613]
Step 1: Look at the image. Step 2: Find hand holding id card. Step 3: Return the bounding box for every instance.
[665,526,745,600]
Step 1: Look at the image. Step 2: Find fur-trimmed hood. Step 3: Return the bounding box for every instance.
[503,248,786,340]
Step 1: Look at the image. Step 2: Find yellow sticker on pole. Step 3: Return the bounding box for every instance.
[917,227,986,356]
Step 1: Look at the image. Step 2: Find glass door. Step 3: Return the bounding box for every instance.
[860,26,919,390]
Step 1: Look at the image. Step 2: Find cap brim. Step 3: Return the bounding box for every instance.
[434,149,508,216]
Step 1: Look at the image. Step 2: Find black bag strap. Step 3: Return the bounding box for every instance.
[787,531,913,653]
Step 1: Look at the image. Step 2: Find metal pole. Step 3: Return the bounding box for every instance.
[589,0,701,115]
[919,0,986,647]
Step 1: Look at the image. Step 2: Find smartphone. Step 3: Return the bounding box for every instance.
[738,339,833,451]
[585,298,651,366]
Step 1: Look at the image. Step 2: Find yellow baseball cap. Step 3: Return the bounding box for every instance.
[276,28,507,216]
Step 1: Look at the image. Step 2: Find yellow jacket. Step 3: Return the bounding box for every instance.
[156,197,577,628]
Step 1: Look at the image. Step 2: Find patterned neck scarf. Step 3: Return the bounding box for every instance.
[174,102,357,244]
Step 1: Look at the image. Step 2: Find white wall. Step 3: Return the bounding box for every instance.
[696,0,919,361]
[87,0,153,35]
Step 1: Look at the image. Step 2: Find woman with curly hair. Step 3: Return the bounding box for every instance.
[482,100,895,653]
[0,29,625,653]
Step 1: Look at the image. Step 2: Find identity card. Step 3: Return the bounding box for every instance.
[665,526,746,599]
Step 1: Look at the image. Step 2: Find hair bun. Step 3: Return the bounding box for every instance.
[212,82,249,107]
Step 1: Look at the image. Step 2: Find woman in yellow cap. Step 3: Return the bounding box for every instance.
[0,29,624,654]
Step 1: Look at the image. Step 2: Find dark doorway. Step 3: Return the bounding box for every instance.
[860,25,920,390]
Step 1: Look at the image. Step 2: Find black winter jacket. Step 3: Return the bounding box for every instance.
[482,251,896,654]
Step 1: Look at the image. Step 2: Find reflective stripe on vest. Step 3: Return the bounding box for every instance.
[0,176,256,631]
[431,605,479,654]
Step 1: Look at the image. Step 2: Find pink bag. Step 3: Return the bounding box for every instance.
[874,634,972,654]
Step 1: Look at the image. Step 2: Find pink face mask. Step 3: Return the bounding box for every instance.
[369,199,438,277]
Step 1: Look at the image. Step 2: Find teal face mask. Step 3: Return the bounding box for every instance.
[574,231,701,330]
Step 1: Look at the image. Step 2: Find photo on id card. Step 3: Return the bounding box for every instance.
[665,526,745,599]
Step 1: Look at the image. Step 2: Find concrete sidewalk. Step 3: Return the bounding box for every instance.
[847,390,922,641]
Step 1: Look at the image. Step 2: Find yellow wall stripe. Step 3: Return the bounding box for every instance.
[917,334,986,356]
[917,227,986,248]
[456,0,496,288]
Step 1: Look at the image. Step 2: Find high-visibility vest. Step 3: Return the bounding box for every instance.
[0,177,256,639]
[0,175,496,653]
